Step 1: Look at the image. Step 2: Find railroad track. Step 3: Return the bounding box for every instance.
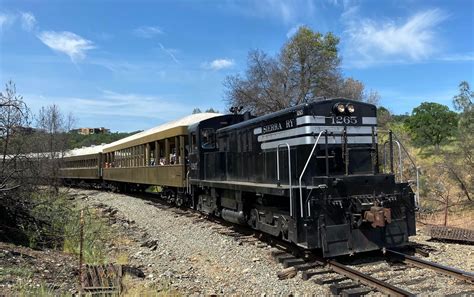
[385,249,474,283]
[102,190,474,295]
[272,249,415,296]
[271,246,474,296]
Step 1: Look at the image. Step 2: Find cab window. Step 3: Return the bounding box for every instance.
[201,128,216,149]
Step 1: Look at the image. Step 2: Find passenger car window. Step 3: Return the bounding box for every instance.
[201,128,216,149]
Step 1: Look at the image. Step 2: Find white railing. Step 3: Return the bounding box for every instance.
[298,131,324,218]
[382,131,420,208]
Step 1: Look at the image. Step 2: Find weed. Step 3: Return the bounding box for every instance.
[63,208,112,264]
[15,281,58,297]
[0,266,33,282]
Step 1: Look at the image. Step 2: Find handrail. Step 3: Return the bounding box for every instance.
[382,140,403,182]
[298,131,324,218]
[380,131,420,208]
[276,143,292,217]
[392,133,420,208]
[394,140,403,182]
[186,170,191,194]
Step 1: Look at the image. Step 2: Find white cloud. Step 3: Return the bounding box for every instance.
[265,0,294,23]
[286,24,304,38]
[37,31,95,62]
[134,26,163,38]
[158,43,180,64]
[438,53,474,62]
[0,12,16,31]
[223,0,317,24]
[344,9,448,68]
[20,11,36,31]
[204,58,235,70]
[26,90,192,131]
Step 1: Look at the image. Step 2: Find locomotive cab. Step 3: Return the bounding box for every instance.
[188,114,246,183]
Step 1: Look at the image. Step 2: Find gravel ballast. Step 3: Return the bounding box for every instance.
[73,188,474,295]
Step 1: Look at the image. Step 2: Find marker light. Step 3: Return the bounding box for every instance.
[336,103,345,113]
[346,104,355,113]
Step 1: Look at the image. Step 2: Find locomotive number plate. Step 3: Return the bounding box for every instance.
[330,116,358,125]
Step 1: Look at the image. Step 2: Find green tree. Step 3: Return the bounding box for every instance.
[406,102,458,150]
[225,26,342,115]
[67,131,141,149]
[377,106,391,128]
[450,81,474,202]
[192,108,202,114]
[280,26,340,103]
[452,81,474,136]
[453,81,473,112]
[205,108,219,113]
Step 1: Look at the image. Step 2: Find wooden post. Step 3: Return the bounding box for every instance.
[146,143,150,166]
[157,141,161,164]
[144,145,147,166]
[179,135,185,165]
[165,138,170,164]
[79,209,85,292]
[175,136,179,164]
[154,141,159,166]
[133,146,137,167]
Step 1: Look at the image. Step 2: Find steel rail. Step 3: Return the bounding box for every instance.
[386,249,474,283]
[327,260,415,297]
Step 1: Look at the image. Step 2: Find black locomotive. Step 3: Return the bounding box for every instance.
[188,98,416,257]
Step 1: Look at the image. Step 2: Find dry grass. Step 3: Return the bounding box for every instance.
[120,275,181,297]
[417,208,474,229]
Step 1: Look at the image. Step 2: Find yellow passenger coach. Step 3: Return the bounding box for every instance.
[101,113,221,189]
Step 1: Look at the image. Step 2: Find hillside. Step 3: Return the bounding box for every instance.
[67,131,142,149]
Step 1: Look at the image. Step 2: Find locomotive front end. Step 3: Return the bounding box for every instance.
[294,99,417,257]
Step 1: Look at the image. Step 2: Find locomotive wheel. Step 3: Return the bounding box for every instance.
[162,189,175,204]
[196,196,203,212]
[175,193,184,207]
[248,209,259,229]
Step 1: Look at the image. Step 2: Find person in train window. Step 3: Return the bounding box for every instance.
[170,152,176,164]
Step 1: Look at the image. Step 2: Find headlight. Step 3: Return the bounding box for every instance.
[346,104,355,113]
[335,103,345,114]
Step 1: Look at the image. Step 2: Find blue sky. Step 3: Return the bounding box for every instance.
[0,0,473,132]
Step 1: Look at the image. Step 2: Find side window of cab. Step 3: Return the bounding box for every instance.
[201,128,216,149]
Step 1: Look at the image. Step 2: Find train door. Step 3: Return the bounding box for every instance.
[188,129,200,180]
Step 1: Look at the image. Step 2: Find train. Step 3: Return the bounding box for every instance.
[58,98,417,257]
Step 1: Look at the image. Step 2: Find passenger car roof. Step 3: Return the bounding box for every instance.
[103,112,222,153]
